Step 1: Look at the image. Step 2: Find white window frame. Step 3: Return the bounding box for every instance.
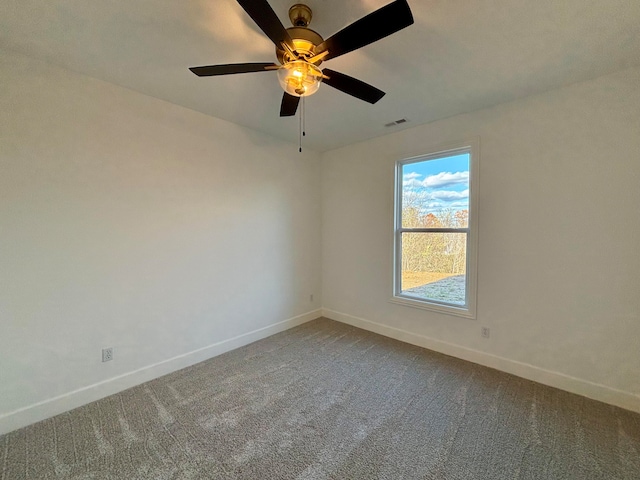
[391,138,479,319]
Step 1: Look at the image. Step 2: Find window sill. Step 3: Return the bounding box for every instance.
[389,295,476,319]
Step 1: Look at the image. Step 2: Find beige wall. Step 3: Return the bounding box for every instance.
[321,67,640,411]
[0,49,322,433]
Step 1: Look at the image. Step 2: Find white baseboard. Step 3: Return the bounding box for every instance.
[0,310,321,435]
[322,308,640,414]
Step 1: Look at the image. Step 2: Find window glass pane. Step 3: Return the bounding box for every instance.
[402,154,470,228]
[400,232,467,305]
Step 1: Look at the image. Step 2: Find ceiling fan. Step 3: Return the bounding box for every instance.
[189,0,414,117]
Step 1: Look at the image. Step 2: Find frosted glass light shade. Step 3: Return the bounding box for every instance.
[277,60,323,97]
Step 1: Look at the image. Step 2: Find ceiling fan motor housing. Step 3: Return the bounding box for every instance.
[276,26,325,65]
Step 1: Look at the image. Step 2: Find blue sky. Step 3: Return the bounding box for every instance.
[402,153,470,215]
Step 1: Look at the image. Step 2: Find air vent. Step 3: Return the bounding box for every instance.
[384,118,409,127]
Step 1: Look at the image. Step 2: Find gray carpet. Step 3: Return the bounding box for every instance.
[1,318,639,479]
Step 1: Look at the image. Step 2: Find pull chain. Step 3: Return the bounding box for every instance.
[299,96,302,153]
[298,96,307,153]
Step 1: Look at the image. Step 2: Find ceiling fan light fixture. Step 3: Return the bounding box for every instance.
[277,60,323,97]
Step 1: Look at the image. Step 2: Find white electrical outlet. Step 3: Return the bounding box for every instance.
[102,347,114,362]
[481,327,490,339]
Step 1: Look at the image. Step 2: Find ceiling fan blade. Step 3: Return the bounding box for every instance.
[189,63,278,77]
[280,92,300,117]
[322,69,385,104]
[236,0,295,50]
[316,0,413,61]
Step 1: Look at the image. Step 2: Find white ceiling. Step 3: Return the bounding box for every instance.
[2,0,639,152]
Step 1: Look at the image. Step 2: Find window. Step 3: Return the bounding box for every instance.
[392,140,479,318]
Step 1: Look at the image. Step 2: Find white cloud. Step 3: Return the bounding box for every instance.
[448,201,470,208]
[423,171,469,188]
[402,178,424,189]
[403,172,422,180]
[430,189,469,201]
